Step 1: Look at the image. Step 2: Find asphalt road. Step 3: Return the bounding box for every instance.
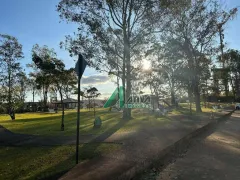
[157,111,240,180]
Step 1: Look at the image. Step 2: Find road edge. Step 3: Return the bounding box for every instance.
[116,110,234,180]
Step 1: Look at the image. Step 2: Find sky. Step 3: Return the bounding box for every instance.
[0,0,116,101]
[0,0,240,101]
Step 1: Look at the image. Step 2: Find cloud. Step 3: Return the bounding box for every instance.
[81,74,110,85]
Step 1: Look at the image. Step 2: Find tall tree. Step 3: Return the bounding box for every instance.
[15,71,28,103]
[224,49,240,100]
[52,64,77,131]
[61,68,77,99]
[29,44,57,111]
[164,0,236,112]
[57,0,169,120]
[87,87,101,117]
[0,34,23,119]
[217,7,237,96]
[140,69,165,110]
[13,71,30,112]
[217,8,238,68]
[147,39,186,106]
[28,78,37,102]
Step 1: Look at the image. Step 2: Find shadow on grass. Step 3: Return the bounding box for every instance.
[0,110,122,136]
[7,109,225,180]
[29,119,128,180]
[0,146,61,180]
[36,110,235,180]
[29,149,76,180]
[0,111,125,179]
[31,114,174,179]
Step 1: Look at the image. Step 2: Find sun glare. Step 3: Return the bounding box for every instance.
[143,60,151,70]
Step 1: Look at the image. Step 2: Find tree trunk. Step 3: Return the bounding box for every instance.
[33,89,35,103]
[194,63,202,113]
[171,88,175,106]
[204,80,207,108]
[218,27,229,96]
[223,77,229,96]
[8,68,11,114]
[122,33,132,120]
[122,61,128,118]
[235,75,240,100]
[81,94,83,109]
[8,64,14,120]
[204,95,207,108]
[32,88,35,112]
[193,81,202,113]
[188,83,192,115]
[230,75,236,101]
[43,85,45,108]
[93,97,96,118]
[88,97,90,111]
[193,57,202,113]
[156,92,160,109]
[60,90,64,131]
[42,85,46,111]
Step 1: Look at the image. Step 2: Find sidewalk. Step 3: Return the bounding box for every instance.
[157,110,240,180]
[60,110,231,180]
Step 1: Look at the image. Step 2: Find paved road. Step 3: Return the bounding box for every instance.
[60,111,232,180]
[157,111,240,180]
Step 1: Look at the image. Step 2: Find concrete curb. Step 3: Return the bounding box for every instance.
[116,110,234,180]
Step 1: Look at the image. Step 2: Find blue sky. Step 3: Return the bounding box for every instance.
[0,0,116,100]
[225,0,240,49]
[0,0,77,70]
[0,0,240,101]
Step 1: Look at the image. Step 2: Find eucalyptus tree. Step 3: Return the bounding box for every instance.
[216,8,237,96]
[87,87,101,117]
[73,90,85,103]
[140,69,166,110]
[28,78,37,104]
[62,68,77,99]
[146,38,186,106]
[29,44,58,111]
[162,0,237,112]
[224,49,240,100]
[15,71,28,103]
[57,0,170,119]
[51,61,75,131]
[0,34,23,118]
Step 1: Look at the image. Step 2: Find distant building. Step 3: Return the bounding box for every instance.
[52,98,83,109]
[81,99,104,108]
[23,102,41,111]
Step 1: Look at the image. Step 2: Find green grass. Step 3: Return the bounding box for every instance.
[0,108,120,136]
[1,105,226,137]
[0,108,170,180]
[0,143,120,180]
[0,105,232,180]
[0,108,169,136]
[178,103,225,114]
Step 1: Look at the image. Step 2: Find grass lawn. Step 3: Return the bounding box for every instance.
[0,143,120,180]
[0,106,220,180]
[0,108,170,180]
[0,108,170,136]
[178,103,231,114]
